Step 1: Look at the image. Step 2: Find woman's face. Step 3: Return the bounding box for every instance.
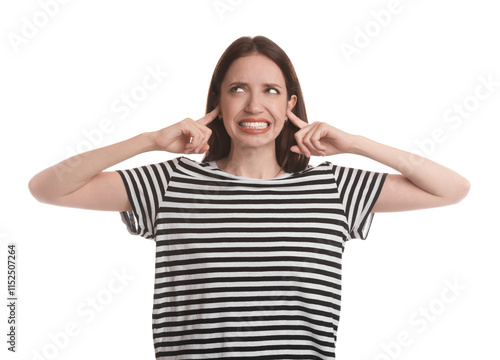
[219,54,297,151]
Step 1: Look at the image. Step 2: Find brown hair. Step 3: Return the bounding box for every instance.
[203,36,309,173]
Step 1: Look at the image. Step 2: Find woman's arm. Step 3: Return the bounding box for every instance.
[28,108,219,211]
[351,136,470,212]
[287,110,470,212]
[28,132,155,211]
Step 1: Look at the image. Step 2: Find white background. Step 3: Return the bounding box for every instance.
[1,0,499,359]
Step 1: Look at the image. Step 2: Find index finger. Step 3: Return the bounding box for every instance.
[287,109,308,129]
[197,105,220,126]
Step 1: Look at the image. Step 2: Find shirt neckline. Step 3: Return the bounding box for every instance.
[205,159,294,181]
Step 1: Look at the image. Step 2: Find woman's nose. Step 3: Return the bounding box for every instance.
[245,93,264,114]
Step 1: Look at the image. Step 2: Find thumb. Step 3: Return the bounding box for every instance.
[290,145,306,156]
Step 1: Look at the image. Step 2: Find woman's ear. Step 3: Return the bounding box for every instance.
[213,98,222,118]
[287,95,297,112]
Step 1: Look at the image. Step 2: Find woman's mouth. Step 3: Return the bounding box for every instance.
[237,119,271,134]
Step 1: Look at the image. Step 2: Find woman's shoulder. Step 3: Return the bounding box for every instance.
[302,160,335,173]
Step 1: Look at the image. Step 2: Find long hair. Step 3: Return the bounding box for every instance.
[203,36,309,173]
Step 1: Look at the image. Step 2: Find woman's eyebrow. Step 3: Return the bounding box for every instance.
[227,81,283,89]
[265,83,282,89]
[228,81,246,87]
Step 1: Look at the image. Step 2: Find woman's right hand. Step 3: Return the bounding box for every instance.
[28,106,221,211]
[152,106,220,154]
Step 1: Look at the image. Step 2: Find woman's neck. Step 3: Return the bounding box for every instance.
[216,145,285,179]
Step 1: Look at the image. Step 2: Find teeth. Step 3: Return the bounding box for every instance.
[239,122,269,129]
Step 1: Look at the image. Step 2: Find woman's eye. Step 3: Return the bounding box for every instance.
[266,88,280,94]
[230,86,244,93]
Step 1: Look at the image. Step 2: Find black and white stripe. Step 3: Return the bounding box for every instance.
[117,156,387,359]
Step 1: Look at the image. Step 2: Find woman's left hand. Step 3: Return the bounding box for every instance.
[287,109,355,157]
[287,111,470,213]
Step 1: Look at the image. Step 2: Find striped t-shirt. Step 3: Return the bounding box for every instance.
[117,156,387,359]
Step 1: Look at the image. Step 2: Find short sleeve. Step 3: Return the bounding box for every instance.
[116,160,176,240]
[332,164,387,241]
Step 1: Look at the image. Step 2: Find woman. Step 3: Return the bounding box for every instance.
[29,36,470,359]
